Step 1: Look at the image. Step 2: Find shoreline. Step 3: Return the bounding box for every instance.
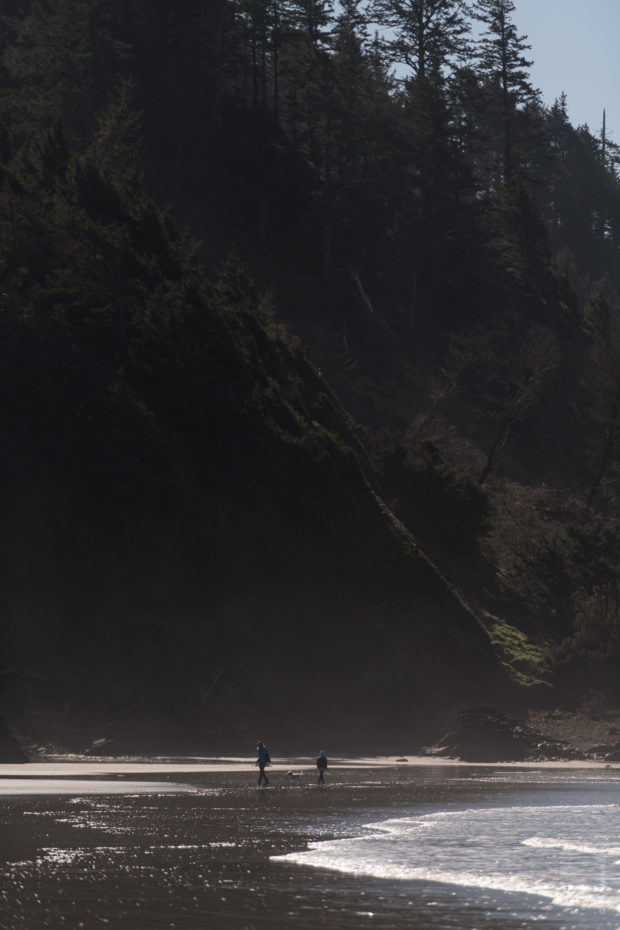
[1,753,620,783]
[0,756,620,930]
[3,761,620,928]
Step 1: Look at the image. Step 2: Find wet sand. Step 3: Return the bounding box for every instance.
[1,758,620,929]
[2,752,617,779]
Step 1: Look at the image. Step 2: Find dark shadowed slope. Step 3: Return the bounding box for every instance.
[0,144,508,750]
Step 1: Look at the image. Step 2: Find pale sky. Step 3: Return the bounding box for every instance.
[513,0,620,140]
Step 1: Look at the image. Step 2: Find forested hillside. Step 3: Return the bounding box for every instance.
[2,0,620,750]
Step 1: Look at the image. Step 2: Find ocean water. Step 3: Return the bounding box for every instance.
[276,770,620,929]
[2,763,620,928]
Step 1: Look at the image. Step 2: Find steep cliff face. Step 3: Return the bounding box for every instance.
[3,341,506,747]
[0,167,508,747]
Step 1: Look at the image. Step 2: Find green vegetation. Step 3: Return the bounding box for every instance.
[3,0,620,738]
[479,613,551,689]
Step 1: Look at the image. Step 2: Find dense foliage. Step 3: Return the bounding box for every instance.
[3,0,620,735]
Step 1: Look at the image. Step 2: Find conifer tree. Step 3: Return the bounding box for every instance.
[539,113,620,281]
[472,0,538,184]
[278,0,335,171]
[230,0,278,108]
[318,0,396,274]
[583,288,620,507]
[367,1,475,319]
[370,0,470,82]
[284,0,334,48]
[400,73,476,294]
[86,77,142,185]
[536,94,575,242]
[2,0,97,146]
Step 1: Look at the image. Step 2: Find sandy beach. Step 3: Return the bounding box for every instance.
[1,758,446,929]
[3,756,620,928]
[1,752,618,782]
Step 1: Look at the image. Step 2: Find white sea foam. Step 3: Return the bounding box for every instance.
[274,804,620,918]
[522,836,620,857]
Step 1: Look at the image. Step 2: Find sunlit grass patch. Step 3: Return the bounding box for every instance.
[480,612,552,687]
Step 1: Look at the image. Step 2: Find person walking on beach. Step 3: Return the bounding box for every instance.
[316,749,328,785]
[256,740,271,786]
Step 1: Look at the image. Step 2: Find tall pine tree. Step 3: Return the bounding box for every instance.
[370,0,470,81]
[473,0,538,185]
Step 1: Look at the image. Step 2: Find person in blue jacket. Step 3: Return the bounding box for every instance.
[317,749,328,785]
[256,740,271,786]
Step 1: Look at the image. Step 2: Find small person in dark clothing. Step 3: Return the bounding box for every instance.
[256,740,271,786]
[316,749,328,785]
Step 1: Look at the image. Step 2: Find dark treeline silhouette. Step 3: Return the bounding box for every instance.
[3,0,620,745]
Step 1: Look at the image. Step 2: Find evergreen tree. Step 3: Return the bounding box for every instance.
[2,0,98,146]
[539,94,571,237]
[472,0,538,184]
[398,72,479,320]
[370,0,470,82]
[583,288,620,507]
[538,109,620,284]
[314,0,397,275]
[86,77,142,185]
[273,0,338,274]
[229,0,279,109]
[284,0,334,48]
